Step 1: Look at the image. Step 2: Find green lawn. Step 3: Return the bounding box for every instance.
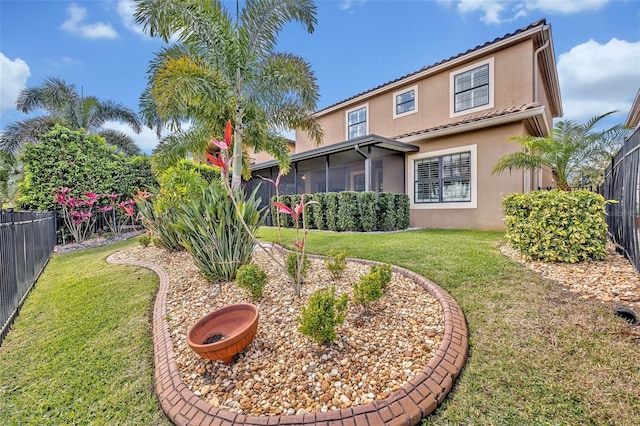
[0,239,170,425]
[259,228,640,425]
[1,229,638,425]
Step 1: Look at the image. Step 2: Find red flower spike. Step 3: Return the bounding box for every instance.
[206,152,228,174]
[271,201,292,216]
[224,120,232,148]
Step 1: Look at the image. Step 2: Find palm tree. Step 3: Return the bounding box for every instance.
[134,0,323,188]
[493,111,629,190]
[0,77,142,155]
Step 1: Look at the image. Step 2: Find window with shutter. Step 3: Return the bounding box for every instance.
[414,152,471,203]
[454,64,489,113]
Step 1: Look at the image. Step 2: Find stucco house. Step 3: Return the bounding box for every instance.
[247,18,563,230]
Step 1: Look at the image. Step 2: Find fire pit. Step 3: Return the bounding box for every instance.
[187,303,259,363]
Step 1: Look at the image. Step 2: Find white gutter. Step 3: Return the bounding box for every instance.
[395,106,548,144]
[533,39,550,103]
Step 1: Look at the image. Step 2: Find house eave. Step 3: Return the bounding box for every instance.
[251,134,419,171]
[625,89,640,128]
[394,106,549,143]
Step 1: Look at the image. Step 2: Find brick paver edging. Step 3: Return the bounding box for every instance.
[108,250,468,426]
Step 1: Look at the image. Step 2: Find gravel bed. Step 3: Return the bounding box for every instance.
[109,244,445,416]
[500,242,640,310]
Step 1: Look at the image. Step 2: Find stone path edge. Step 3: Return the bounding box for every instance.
[107,250,469,426]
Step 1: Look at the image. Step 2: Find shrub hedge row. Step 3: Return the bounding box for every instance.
[502,190,608,263]
[271,191,410,232]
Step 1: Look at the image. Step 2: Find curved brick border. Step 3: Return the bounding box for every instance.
[108,251,468,426]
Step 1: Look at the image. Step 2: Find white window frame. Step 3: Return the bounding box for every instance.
[392,84,418,119]
[407,144,477,210]
[345,103,369,140]
[350,171,366,192]
[449,58,494,118]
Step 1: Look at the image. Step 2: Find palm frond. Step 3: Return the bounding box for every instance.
[97,128,141,156]
[492,152,549,175]
[0,116,60,155]
[15,77,79,118]
[151,126,211,174]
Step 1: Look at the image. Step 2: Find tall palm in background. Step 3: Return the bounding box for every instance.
[493,111,630,190]
[0,77,143,156]
[134,0,323,188]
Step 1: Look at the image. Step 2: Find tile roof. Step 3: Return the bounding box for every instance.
[317,18,547,114]
[393,102,543,139]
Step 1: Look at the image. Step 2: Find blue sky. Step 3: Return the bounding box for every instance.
[1,0,639,154]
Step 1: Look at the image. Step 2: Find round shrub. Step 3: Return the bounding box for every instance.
[236,264,268,300]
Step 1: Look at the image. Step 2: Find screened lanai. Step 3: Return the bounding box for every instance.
[245,135,419,219]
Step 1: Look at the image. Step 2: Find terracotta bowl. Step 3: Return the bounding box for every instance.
[187,303,259,363]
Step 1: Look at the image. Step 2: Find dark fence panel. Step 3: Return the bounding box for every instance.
[0,209,57,345]
[602,127,640,273]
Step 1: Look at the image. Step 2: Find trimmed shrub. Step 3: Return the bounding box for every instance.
[325,250,347,279]
[394,193,410,230]
[326,192,340,231]
[173,183,265,282]
[377,192,396,231]
[502,190,608,263]
[312,193,328,230]
[358,191,377,232]
[337,191,359,231]
[302,194,315,229]
[286,251,310,283]
[236,264,268,300]
[353,272,383,314]
[298,286,348,344]
[370,263,393,289]
[138,235,151,247]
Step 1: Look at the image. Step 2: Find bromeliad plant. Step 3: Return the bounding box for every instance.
[206,120,316,297]
[54,188,97,243]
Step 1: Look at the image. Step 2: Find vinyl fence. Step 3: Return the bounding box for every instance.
[601,127,640,274]
[0,209,57,345]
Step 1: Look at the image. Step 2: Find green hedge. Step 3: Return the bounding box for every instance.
[271,191,410,232]
[502,190,609,263]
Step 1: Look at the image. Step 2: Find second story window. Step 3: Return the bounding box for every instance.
[347,105,367,139]
[450,58,494,116]
[393,85,418,118]
[454,64,489,113]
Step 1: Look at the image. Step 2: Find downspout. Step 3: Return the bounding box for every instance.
[530,34,550,191]
[354,144,371,191]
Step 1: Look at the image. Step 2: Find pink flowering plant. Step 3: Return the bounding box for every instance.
[207,120,315,297]
[54,188,98,243]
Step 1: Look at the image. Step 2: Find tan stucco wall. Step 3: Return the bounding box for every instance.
[295,41,537,150]
[408,122,531,230]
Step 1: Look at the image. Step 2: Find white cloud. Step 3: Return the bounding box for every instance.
[61,3,118,39]
[102,120,160,154]
[0,53,30,113]
[557,38,640,121]
[117,0,147,37]
[339,0,367,12]
[457,0,505,25]
[522,0,609,14]
[447,0,610,25]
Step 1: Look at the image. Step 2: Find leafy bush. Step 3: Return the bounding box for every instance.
[358,191,377,232]
[173,182,265,282]
[19,125,156,211]
[312,193,327,230]
[325,250,347,279]
[337,191,359,231]
[325,192,340,231]
[286,251,310,283]
[502,190,608,262]
[298,286,348,344]
[353,272,383,314]
[236,264,268,300]
[376,192,396,231]
[302,194,315,229]
[139,235,151,247]
[370,263,393,289]
[394,193,410,230]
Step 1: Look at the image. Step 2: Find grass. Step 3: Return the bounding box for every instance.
[1,229,638,425]
[258,227,640,425]
[0,238,170,425]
